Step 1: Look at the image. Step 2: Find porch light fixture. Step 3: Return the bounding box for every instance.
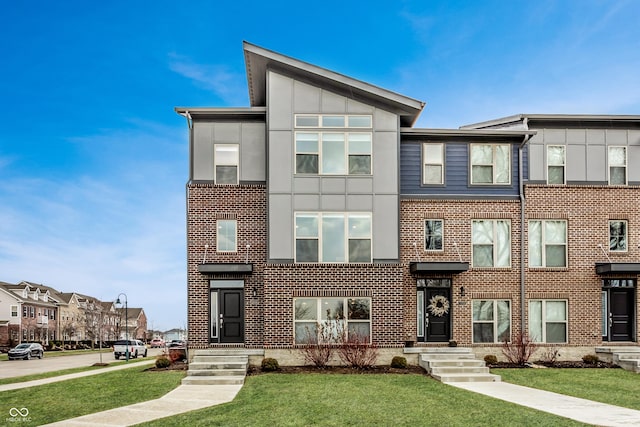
[115,293,129,362]
[459,286,465,297]
[252,286,257,297]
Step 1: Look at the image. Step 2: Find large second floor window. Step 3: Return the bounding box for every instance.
[214,144,239,185]
[472,220,511,267]
[547,145,566,184]
[470,144,510,185]
[295,212,372,263]
[608,146,627,185]
[424,219,443,251]
[295,114,372,176]
[529,220,567,268]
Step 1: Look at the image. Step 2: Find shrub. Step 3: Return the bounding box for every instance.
[336,331,378,369]
[483,354,498,365]
[299,323,335,368]
[390,356,408,369]
[502,331,538,366]
[261,357,280,371]
[582,354,599,365]
[539,346,561,366]
[155,356,171,369]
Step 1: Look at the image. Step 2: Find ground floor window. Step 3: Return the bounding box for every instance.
[529,300,567,343]
[472,300,511,343]
[294,297,371,344]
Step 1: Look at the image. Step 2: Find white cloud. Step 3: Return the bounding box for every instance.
[168,52,247,105]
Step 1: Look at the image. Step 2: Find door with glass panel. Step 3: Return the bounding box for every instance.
[417,279,451,342]
[210,281,244,344]
[602,279,635,342]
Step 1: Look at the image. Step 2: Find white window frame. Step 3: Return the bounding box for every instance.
[547,145,566,185]
[472,300,511,343]
[294,212,372,263]
[529,299,568,343]
[609,220,628,252]
[422,143,444,185]
[214,144,239,185]
[216,219,237,252]
[528,220,568,268]
[424,219,444,251]
[608,146,627,185]
[10,305,18,317]
[295,114,372,129]
[471,220,511,268]
[470,144,511,185]
[293,297,372,344]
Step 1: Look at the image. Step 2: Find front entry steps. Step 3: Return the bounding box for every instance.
[418,348,501,383]
[596,346,640,373]
[182,349,249,385]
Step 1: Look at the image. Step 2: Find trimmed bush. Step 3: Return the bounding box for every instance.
[390,356,408,369]
[155,356,171,369]
[484,354,498,365]
[261,357,280,372]
[582,354,599,365]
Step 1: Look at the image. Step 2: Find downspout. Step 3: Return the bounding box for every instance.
[519,118,533,334]
[182,110,193,360]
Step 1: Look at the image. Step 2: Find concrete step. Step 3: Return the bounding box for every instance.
[430,366,491,375]
[432,372,501,383]
[420,353,477,360]
[192,348,263,356]
[422,358,486,368]
[181,375,245,385]
[187,368,247,377]
[189,361,247,370]
[192,355,249,363]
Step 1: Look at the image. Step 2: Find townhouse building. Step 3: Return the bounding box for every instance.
[179,42,639,362]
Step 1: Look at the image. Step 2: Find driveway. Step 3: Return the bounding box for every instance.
[0,348,163,379]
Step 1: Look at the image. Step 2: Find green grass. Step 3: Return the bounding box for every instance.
[138,373,584,427]
[0,366,185,425]
[0,357,153,385]
[495,368,640,411]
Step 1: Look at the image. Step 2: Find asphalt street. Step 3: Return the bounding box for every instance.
[0,348,163,379]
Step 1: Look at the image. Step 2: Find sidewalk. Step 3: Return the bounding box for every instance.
[451,381,640,426]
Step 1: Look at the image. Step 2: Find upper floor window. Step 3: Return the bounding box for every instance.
[424,219,443,251]
[608,146,627,185]
[470,144,510,185]
[472,220,511,268]
[217,219,237,252]
[295,114,372,176]
[11,305,18,317]
[422,143,444,185]
[295,212,372,263]
[214,144,239,185]
[609,220,628,252]
[529,220,567,268]
[547,145,566,184]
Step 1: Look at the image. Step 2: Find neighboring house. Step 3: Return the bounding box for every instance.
[0,282,23,349]
[164,328,187,342]
[176,42,637,362]
[0,281,60,346]
[126,308,148,341]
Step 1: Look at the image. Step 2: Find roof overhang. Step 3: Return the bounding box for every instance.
[198,263,254,275]
[410,262,469,274]
[401,128,536,142]
[595,262,640,275]
[243,41,425,127]
[462,114,640,130]
[174,107,266,121]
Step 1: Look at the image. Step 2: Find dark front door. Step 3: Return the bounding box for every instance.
[210,287,244,344]
[602,280,635,342]
[418,287,451,342]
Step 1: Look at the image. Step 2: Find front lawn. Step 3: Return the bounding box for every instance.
[138,373,583,426]
[0,366,184,425]
[495,368,640,411]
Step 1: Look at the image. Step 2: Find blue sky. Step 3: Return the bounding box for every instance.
[1,1,639,331]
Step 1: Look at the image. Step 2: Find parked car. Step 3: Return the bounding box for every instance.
[167,339,186,348]
[8,343,44,360]
[113,339,147,359]
[150,338,165,348]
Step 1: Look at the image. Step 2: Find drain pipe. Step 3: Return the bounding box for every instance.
[519,118,533,334]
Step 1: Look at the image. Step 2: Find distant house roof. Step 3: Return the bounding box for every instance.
[461,114,640,130]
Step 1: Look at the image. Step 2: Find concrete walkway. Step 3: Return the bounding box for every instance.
[451,381,640,426]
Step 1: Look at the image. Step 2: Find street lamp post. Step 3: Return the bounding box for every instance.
[115,293,129,362]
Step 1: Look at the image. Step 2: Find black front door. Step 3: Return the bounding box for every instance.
[602,280,635,342]
[418,286,452,342]
[210,287,244,344]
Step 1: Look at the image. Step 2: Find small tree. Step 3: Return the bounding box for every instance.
[502,331,537,365]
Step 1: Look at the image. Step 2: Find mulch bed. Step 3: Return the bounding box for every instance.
[489,361,620,369]
[248,365,427,376]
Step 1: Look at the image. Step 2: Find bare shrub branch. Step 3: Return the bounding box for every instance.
[501,331,537,365]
